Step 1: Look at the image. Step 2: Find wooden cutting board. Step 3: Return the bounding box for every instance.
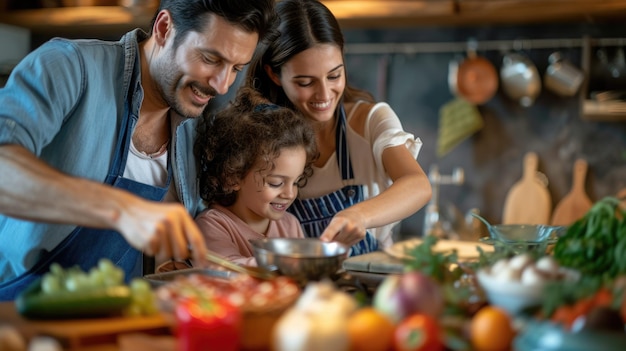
[502,152,552,224]
[551,159,593,226]
[617,188,626,210]
[0,301,172,350]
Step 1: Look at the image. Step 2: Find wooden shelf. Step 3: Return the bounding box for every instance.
[2,1,626,37]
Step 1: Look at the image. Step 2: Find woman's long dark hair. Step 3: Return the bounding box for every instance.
[246,0,374,110]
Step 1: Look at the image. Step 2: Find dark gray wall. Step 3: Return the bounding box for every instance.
[341,21,626,239]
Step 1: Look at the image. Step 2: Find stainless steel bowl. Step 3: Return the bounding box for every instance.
[250,238,349,282]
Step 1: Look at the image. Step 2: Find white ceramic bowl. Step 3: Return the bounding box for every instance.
[476,269,545,316]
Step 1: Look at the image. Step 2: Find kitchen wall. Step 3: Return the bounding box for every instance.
[0,23,29,85]
[9,17,626,240]
[339,21,626,239]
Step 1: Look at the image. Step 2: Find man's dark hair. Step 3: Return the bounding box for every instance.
[151,0,278,49]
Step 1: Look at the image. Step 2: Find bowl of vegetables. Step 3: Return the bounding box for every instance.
[476,254,580,316]
[250,238,349,283]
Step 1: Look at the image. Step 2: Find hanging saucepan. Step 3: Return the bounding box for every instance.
[500,52,541,107]
[449,50,499,105]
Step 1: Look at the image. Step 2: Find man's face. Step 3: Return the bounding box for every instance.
[154,14,259,118]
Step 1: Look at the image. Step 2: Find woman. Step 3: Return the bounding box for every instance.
[247,0,432,255]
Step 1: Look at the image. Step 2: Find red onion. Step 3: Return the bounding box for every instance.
[373,271,444,324]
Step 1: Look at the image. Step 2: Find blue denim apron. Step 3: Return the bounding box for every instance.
[0,99,172,301]
[288,105,378,256]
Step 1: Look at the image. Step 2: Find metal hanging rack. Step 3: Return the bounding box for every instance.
[345,37,626,55]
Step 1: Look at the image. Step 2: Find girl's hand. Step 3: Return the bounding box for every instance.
[319,210,367,246]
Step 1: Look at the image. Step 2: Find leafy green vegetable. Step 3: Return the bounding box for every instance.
[553,196,626,279]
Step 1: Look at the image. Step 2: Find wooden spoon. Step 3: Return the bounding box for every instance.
[204,250,276,280]
[551,159,593,226]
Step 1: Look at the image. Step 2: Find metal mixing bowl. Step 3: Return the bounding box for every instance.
[250,238,349,282]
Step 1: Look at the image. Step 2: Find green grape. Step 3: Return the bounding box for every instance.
[97,259,116,274]
[65,273,89,292]
[49,263,64,277]
[130,278,150,295]
[41,274,62,294]
[88,268,106,288]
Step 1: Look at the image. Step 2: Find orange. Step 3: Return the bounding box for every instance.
[470,306,515,351]
[347,307,395,351]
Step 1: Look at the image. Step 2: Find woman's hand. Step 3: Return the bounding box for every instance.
[319,209,367,246]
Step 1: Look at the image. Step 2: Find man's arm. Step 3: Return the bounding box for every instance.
[0,144,207,263]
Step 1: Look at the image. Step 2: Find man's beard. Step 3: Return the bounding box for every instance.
[154,61,212,119]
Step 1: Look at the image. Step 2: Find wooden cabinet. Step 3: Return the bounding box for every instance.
[2,1,626,36]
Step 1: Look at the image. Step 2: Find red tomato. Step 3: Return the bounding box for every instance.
[393,314,444,351]
[175,297,241,351]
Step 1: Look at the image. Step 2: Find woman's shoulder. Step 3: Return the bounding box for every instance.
[345,101,393,136]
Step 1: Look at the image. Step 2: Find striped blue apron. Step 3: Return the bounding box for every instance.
[0,86,171,301]
[288,105,378,256]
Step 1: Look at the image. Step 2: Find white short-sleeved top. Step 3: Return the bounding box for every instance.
[298,101,423,248]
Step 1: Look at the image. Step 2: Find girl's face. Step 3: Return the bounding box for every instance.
[231,146,307,228]
[272,44,346,123]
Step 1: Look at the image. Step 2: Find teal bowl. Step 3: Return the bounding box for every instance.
[514,320,626,351]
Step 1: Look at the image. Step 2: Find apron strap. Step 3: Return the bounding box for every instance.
[336,104,354,181]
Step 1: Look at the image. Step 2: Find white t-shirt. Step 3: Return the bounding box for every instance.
[124,140,178,203]
[298,101,423,248]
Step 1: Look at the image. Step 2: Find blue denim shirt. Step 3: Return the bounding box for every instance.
[0,29,203,281]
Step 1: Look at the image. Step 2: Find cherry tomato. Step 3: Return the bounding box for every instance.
[393,313,444,351]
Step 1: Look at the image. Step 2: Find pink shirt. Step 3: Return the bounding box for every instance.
[195,204,305,266]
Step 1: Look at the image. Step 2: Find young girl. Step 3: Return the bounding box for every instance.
[193,87,318,266]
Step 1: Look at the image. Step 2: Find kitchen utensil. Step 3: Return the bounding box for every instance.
[544,52,585,97]
[618,188,626,210]
[437,98,484,157]
[143,267,236,287]
[453,51,499,105]
[500,52,542,107]
[502,152,552,224]
[383,237,493,262]
[472,212,565,254]
[476,266,578,316]
[551,159,593,226]
[250,238,349,283]
[204,250,277,280]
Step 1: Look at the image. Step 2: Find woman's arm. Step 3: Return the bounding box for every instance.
[320,103,432,246]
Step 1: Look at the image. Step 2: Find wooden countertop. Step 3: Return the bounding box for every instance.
[0,301,173,351]
[2,0,626,38]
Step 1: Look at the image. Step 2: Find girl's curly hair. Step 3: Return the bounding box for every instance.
[194,86,318,207]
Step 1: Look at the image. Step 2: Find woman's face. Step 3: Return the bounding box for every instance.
[275,44,346,123]
[231,146,307,226]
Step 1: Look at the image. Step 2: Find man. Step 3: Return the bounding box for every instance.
[0,0,277,300]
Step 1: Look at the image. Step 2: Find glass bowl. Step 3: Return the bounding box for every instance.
[479,224,567,254]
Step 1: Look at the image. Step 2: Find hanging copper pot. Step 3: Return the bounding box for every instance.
[450,50,499,105]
